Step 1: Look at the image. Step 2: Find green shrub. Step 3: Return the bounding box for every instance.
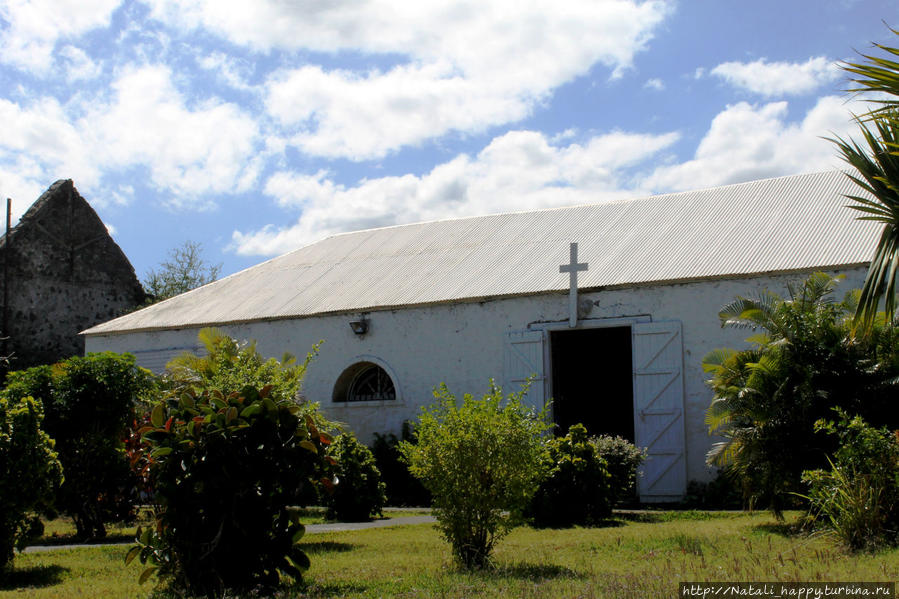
[0,394,63,572]
[165,328,317,408]
[400,381,549,569]
[2,353,156,539]
[130,384,332,597]
[703,273,899,514]
[528,424,613,527]
[130,331,332,597]
[802,412,899,551]
[682,469,743,509]
[325,432,386,521]
[372,423,431,507]
[591,434,646,505]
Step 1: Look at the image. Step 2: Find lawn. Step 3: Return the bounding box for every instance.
[2,511,897,599]
[31,508,432,547]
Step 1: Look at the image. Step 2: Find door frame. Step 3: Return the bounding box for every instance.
[529,316,651,423]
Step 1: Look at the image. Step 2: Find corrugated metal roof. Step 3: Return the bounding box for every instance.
[83,171,881,336]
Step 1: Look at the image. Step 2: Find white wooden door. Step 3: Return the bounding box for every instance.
[503,329,546,412]
[632,321,686,501]
[131,346,202,374]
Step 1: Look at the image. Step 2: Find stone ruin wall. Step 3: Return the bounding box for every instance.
[0,180,145,372]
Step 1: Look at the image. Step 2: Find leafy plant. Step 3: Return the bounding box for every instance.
[0,394,62,572]
[372,422,431,507]
[399,381,549,569]
[591,434,646,505]
[703,273,899,514]
[324,432,387,522]
[802,411,899,551]
[166,328,316,403]
[681,470,743,510]
[527,424,613,527]
[129,384,333,597]
[2,353,156,539]
[830,27,899,332]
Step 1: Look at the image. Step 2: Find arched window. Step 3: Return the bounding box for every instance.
[333,361,397,403]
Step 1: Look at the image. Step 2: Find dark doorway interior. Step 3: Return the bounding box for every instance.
[550,326,634,441]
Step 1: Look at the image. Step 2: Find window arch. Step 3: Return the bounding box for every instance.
[332,361,398,403]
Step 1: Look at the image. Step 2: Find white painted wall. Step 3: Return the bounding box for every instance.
[85,266,867,492]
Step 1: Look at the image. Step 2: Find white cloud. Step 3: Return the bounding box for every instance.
[58,45,102,81]
[0,0,122,71]
[710,56,841,97]
[234,91,874,257]
[644,96,861,192]
[232,128,679,255]
[644,78,664,91]
[0,157,50,223]
[198,51,254,90]
[84,65,261,203]
[146,0,672,159]
[0,96,103,188]
[0,65,261,210]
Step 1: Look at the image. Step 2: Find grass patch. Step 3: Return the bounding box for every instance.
[36,517,149,546]
[31,508,432,546]
[4,512,897,598]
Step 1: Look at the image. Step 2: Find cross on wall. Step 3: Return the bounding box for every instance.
[559,242,588,328]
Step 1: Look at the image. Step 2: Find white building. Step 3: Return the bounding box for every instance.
[83,171,879,501]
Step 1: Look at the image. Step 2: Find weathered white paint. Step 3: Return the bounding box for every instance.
[85,266,868,495]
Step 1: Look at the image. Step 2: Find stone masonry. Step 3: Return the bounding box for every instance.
[0,180,145,373]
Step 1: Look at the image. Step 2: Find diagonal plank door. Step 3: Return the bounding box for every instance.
[503,329,546,412]
[632,321,687,500]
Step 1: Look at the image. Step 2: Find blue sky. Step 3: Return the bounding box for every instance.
[0,0,896,280]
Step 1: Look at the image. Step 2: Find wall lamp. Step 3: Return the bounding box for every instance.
[349,317,368,336]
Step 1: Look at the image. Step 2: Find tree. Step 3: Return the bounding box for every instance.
[399,381,549,569]
[142,241,221,303]
[832,27,899,332]
[2,353,157,539]
[703,273,899,514]
[0,393,62,572]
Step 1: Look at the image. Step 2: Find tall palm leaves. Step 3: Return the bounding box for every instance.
[833,28,899,332]
[701,274,899,514]
[833,117,899,332]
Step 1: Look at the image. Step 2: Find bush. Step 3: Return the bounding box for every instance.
[592,434,646,505]
[165,328,317,408]
[2,353,156,539]
[131,384,332,597]
[527,424,613,527]
[681,470,743,510]
[325,432,386,522]
[802,412,899,551]
[703,273,899,514]
[400,381,549,569]
[0,394,62,572]
[371,423,431,507]
[130,331,332,597]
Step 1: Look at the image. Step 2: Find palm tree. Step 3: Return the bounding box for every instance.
[833,28,899,332]
[703,274,849,513]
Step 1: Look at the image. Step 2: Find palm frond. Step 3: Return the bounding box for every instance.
[833,113,899,333]
[701,348,737,373]
[842,28,899,120]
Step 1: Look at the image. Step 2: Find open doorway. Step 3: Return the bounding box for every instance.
[549,326,634,440]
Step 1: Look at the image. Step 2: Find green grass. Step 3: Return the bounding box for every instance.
[3,511,897,599]
[32,508,432,546]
